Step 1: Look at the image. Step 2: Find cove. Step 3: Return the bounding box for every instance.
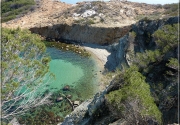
[46,47,99,99]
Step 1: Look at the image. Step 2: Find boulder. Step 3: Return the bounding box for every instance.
[63,85,70,91]
[74,101,80,106]
[67,94,72,99]
[56,97,63,102]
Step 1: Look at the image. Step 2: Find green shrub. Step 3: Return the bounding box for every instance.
[153,23,179,53]
[106,66,162,124]
[130,31,136,37]
[163,3,179,16]
[1,0,35,22]
[166,58,179,70]
[86,19,95,25]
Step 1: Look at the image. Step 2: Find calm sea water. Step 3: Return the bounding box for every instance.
[46,47,99,99]
[15,47,100,123]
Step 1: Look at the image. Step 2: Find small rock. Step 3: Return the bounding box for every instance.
[63,85,70,91]
[74,101,80,106]
[56,97,63,102]
[67,94,72,99]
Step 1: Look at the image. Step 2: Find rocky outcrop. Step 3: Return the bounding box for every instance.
[109,16,179,69]
[30,24,131,45]
[60,16,179,125]
[60,77,120,125]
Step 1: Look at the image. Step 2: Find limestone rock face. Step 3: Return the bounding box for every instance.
[59,16,179,125]
[29,24,131,45]
[113,16,179,69]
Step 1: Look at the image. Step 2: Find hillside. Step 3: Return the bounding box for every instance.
[1,0,36,22]
[2,0,167,28]
[1,0,179,125]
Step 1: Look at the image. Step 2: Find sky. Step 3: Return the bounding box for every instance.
[60,0,179,5]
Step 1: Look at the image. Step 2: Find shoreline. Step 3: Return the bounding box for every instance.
[82,43,111,91]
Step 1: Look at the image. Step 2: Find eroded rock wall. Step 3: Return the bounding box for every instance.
[112,16,179,69]
[60,16,179,125]
[29,24,131,45]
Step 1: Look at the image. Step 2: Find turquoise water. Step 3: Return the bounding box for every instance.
[49,59,84,89]
[16,47,100,124]
[46,47,98,99]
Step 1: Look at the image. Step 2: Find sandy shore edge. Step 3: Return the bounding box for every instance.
[82,44,111,91]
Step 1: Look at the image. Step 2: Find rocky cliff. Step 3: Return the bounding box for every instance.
[60,16,179,125]
[29,24,131,45]
[112,16,179,68]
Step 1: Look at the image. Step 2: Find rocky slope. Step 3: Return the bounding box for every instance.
[60,16,179,125]
[2,0,72,28]
[2,0,179,124]
[2,0,165,29]
[1,0,169,46]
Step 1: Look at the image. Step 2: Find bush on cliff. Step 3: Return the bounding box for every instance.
[106,66,162,124]
[128,23,178,124]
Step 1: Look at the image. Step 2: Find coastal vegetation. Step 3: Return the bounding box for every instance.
[1,0,35,22]
[1,0,178,124]
[1,28,53,121]
[1,28,96,124]
[106,23,179,124]
[106,66,162,124]
[135,3,178,21]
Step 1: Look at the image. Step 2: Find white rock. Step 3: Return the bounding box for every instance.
[99,13,104,17]
[73,13,80,17]
[81,10,96,18]
[120,9,124,13]
[74,101,80,106]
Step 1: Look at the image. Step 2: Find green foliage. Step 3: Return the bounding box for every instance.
[1,0,35,22]
[166,58,179,70]
[106,66,162,123]
[131,24,178,72]
[87,19,95,25]
[1,28,52,119]
[153,24,179,53]
[130,31,136,38]
[163,3,179,16]
[128,24,178,124]
[133,50,161,72]
[135,12,162,21]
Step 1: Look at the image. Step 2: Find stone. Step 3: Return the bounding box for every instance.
[63,85,70,91]
[81,10,96,18]
[74,101,80,106]
[56,97,63,102]
[67,94,72,99]
[73,13,80,17]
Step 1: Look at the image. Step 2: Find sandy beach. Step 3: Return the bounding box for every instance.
[82,43,112,91]
[83,43,111,69]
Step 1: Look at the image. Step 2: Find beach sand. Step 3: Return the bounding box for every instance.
[83,43,111,91]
